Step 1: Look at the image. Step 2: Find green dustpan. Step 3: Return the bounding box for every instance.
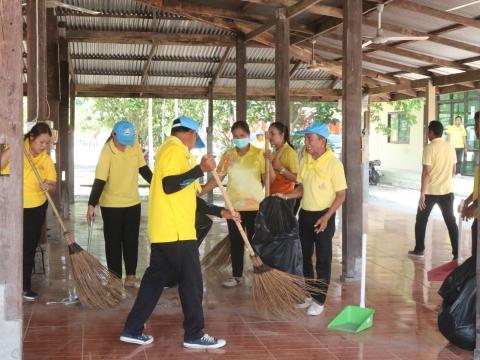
[328,234,375,333]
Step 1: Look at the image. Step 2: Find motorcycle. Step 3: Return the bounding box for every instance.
[369,160,381,185]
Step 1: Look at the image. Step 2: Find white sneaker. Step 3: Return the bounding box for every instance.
[295,297,313,309]
[307,302,324,316]
[222,277,241,288]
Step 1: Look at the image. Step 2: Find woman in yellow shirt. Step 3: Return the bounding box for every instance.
[267,122,299,210]
[0,123,57,301]
[87,121,153,288]
[201,121,275,287]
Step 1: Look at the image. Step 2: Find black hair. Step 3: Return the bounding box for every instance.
[171,118,194,136]
[231,121,250,135]
[24,122,52,141]
[475,111,479,124]
[455,115,462,121]
[428,120,444,138]
[269,121,294,148]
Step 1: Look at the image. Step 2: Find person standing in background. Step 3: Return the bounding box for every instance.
[448,116,467,177]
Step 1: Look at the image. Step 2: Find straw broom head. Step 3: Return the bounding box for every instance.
[201,235,231,270]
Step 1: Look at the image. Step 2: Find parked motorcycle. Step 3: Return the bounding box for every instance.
[369,160,381,185]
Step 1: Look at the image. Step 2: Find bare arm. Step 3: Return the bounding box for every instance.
[418,164,431,210]
[464,136,467,150]
[275,184,304,200]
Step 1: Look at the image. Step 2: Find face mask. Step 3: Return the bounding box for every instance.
[233,138,250,149]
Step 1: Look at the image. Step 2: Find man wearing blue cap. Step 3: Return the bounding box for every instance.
[274,122,347,316]
[120,116,229,349]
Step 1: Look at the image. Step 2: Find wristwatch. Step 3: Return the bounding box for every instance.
[279,167,286,175]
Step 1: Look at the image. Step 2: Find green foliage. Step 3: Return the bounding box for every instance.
[369,98,424,136]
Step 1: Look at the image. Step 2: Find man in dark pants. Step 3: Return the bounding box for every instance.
[409,121,458,259]
[461,111,480,256]
[274,123,346,316]
[120,116,235,348]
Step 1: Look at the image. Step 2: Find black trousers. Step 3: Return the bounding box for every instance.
[455,148,464,175]
[414,193,458,257]
[123,241,204,341]
[227,211,257,278]
[100,204,141,278]
[298,208,336,304]
[472,219,477,257]
[23,201,48,291]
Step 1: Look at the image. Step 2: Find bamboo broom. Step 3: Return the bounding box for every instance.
[23,146,124,309]
[211,170,320,319]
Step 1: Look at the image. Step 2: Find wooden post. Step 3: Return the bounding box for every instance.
[341,0,363,280]
[68,81,75,204]
[0,1,24,357]
[27,0,47,122]
[207,84,214,203]
[236,36,247,123]
[58,24,70,218]
[275,7,290,127]
[424,80,436,146]
[362,109,370,202]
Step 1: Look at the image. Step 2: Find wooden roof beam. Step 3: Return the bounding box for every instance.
[240,0,343,18]
[210,46,232,87]
[140,43,158,86]
[392,0,480,30]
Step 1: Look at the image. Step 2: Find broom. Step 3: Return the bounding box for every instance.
[201,235,231,270]
[23,146,124,309]
[211,170,320,319]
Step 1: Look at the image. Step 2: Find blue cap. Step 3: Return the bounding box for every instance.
[172,116,205,149]
[294,122,330,140]
[113,120,135,146]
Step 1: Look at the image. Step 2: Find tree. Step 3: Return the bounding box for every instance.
[369,98,424,136]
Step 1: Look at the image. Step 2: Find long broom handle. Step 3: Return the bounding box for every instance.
[212,170,256,257]
[458,199,465,265]
[23,146,68,235]
[360,233,367,308]
[264,132,270,197]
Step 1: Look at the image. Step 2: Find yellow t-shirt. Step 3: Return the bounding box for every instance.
[1,141,57,208]
[448,125,467,149]
[270,144,299,194]
[95,139,146,207]
[219,145,265,211]
[422,138,456,195]
[148,136,201,243]
[298,148,347,212]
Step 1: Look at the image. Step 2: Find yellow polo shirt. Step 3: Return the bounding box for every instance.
[219,145,265,211]
[270,144,299,194]
[422,138,456,195]
[95,139,146,208]
[448,125,467,149]
[298,148,347,212]
[1,141,57,208]
[148,136,201,243]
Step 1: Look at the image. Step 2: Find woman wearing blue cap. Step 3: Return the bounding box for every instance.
[87,120,153,288]
[274,122,347,316]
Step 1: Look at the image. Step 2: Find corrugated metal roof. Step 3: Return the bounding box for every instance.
[147,77,210,87]
[69,42,151,57]
[76,74,141,85]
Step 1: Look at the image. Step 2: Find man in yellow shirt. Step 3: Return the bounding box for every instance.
[274,122,347,316]
[448,116,467,176]
[121,116,231,349]
[461,111,480,256]
[409,121,458,259]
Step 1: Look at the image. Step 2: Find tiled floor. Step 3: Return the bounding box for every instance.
[23,187,475,359]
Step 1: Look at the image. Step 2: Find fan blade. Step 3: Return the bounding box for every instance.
[362,40,373,49]
[47,0,101,15]
[384,36,429,42]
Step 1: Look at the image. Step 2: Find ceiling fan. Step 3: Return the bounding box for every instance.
[362,4,428,49]
[307,40,322,72]
[22,1,101,15]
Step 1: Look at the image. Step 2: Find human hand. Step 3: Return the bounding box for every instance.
[87,205,96,223]
[418,194,426,210]
[200,154,217,172]
[264,150,272,161]
[273,193,287,200]
[221,209,241,222]
[314,215,330,234]
[463,204,478,220]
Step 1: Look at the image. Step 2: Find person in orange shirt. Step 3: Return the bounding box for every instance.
[267,122,299,211]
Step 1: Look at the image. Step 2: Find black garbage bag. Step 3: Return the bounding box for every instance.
[438,257,476,351]
[252,196,303,276]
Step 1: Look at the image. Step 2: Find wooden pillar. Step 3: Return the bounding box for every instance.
[275,7,290,127]
[0,1,24,358]
[341,0,363,280]
[68,81,75,204]
[27,0,47,122]
[475,221,480,359]
[58,24,70,218]
[207,84,214,203]
[236,36,247,123]
[424,80,436,146]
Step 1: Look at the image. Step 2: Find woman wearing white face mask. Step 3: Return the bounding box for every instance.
[201,121,275,287]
